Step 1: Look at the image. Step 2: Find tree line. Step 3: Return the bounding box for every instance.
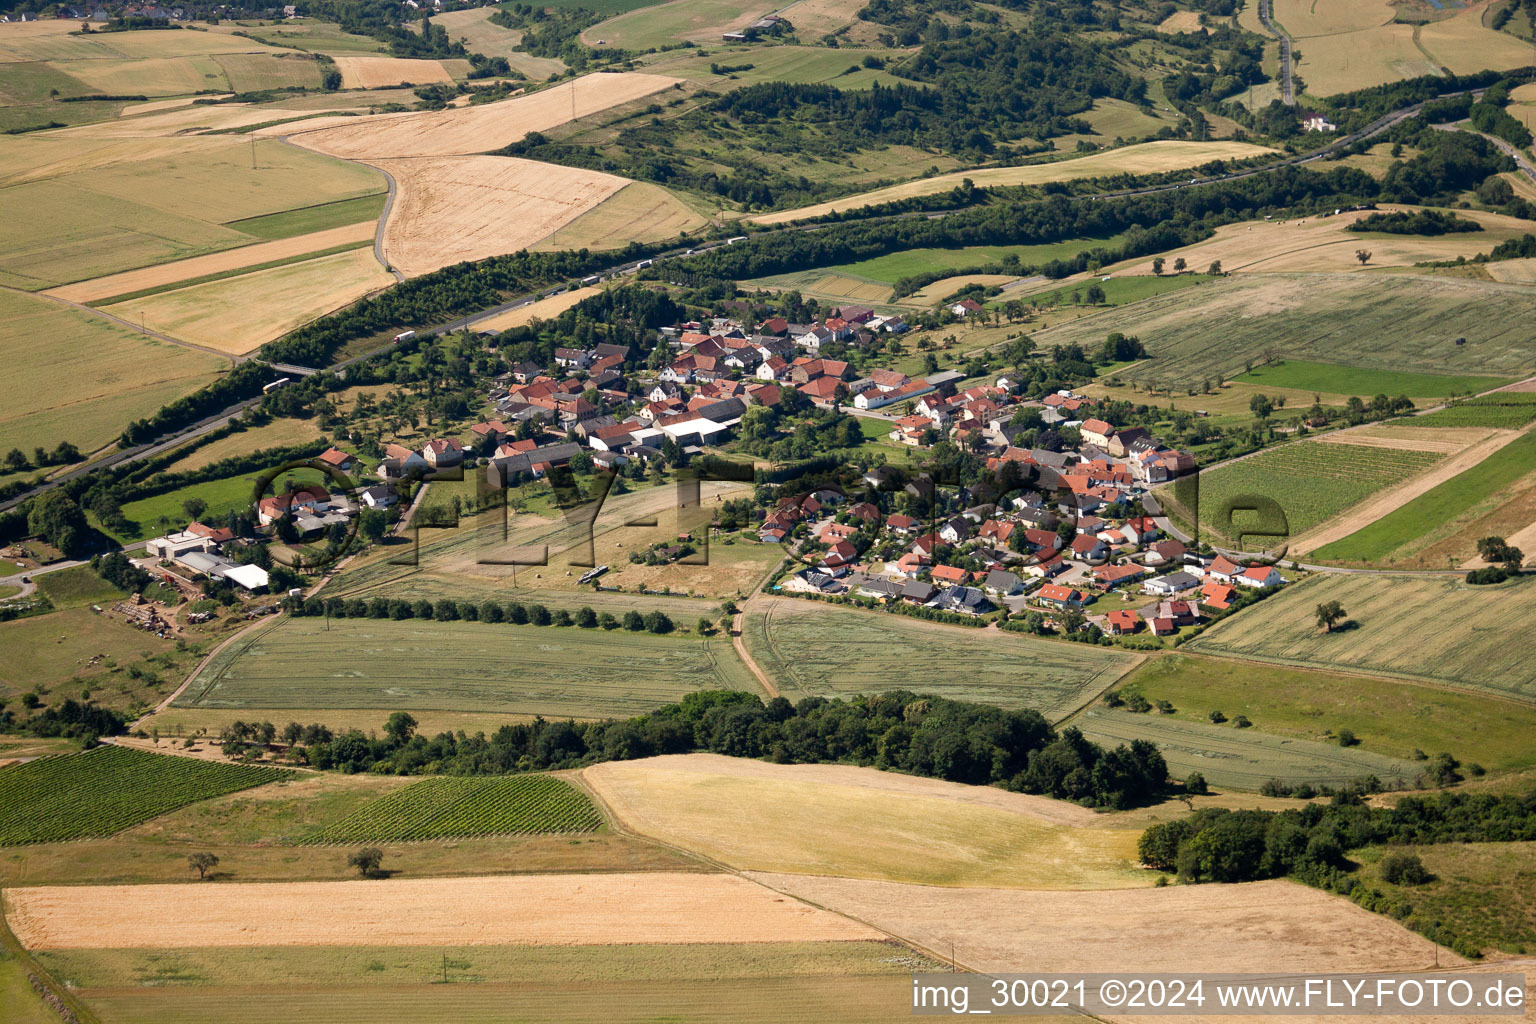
[282,689,1170,809]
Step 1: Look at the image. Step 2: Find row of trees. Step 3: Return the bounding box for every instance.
[282,594,676,634]
[294,690,1169,809]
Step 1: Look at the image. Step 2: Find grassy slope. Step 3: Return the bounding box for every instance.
[1113,653,1536,772]
[1235,360,1509,399]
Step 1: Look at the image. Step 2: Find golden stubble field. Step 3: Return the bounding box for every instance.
[331,54,455,89]
[1103,206,1536,277]
[4,873,881,949]
[375,155,629,276]
[752,873,1460,975]
[100,247,396,355]
[285,71,680,159]
[751,140,1277,224]
[583,754,1149,888]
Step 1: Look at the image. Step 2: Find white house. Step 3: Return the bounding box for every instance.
[1234,565,1285,589]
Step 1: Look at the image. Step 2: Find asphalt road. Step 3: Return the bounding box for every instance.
[1257,0,1296,107]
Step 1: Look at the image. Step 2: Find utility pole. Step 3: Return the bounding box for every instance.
[250,134,256,170]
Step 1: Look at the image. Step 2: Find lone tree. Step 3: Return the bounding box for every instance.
[1173,257,1187,273]
[1315,600,1347,633]
[1152,256,1166,275]
[1208,260,1223,276]
[182,496,208,522]
[187,852,219,880]
[1355,249,1372,265]
[349,847,384,878]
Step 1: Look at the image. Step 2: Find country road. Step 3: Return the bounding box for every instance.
[1257,0,1296,107]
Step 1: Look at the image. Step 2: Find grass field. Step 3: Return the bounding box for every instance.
[1188,572,1536,702]
[0,747,291,846]
[1035,274,1536,390]
[225,193,386,240]
[32,566,127,611]
[743,599,1136,718]
[0,607,190,710]
[175,615,760,718]
[583,0,775,49]
[38,942,932,1024]
[212,52,324,92]
[102,247,395,355]
[1076,708,1422,790]
[751,141,1276,224]
[299,775,603,844]
[585,754,1148,888]
[1109,653,1536,773]
[1018,271,1215,309]
[1310,426,1536,564]
[160,417,327,474]
[429,8,567,80]
[1173,439,1444,545]
[1352,841,1536,956]
[1236,360,1509,399]
[0,289,227,455]
[0,136,384,290]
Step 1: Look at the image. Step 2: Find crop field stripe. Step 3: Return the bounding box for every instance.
[299,775,603,845]
[1189,440,1444,540]
[1311,425,1536,562]
[0,746,292,846]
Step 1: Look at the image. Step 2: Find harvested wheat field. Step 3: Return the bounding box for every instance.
[753,874,1458,975]
[287,72,679,160]
[1291,427,1523,554]
[775,0,869,39]
[332,55,454,89]
[119,94,234,117]
[101,247,394,355]
[1418,1,1536,77]
[46,221,377,304]
[752,141,1275,224]
[1271,0,1394,36]
[530,181,708,251]
[584,755,1148,889]
[5,873,879,950]
[1311,426,1496,455]
[1485,257,1536,285]
[474,284,606,332]
[1105,206,1536,277]
[375,156,628,276]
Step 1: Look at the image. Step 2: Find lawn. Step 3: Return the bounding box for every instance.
[1075,708,1422,791]
[1034,274,1536,390]
[1235,360,1509,399]
[742,598,1137,719]
[0,746,291,845]
[1187,573,1536,703]
[1172,439,1444,545]
[33,566,127,610]
[0,289,227,456]
[174,615,761,718]
[1111,653,1536,773]
[1311,427,1536,564]
[109,466,335,542]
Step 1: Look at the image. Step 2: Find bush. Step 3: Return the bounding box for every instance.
[1337,729,1359,747]
[1378,851,1432,886]
[1185,771,1208,795]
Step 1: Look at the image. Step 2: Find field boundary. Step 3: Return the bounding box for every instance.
[0,897,102,1024]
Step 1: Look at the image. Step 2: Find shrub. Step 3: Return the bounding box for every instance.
[1378,852,1432,886]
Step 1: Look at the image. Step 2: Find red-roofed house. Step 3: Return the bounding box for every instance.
[1200,582,1238,610]
[822,539,858,567]
[1105,609,1141,635]
[1147,616,1176,636]
[1035,583,1085,609]
[930,564,968,585]
[1236,565,1285,589]
[316,446,355,471]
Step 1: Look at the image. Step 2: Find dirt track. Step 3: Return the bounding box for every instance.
[5,873,880,950]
